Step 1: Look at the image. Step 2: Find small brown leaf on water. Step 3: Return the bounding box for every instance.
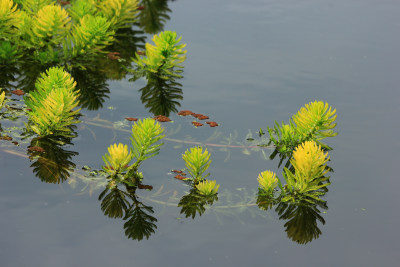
[0,135,12,141]
[154,115,171,122]
[192,121,203,127]
[125,117,138,121]
[27,146,45,153]
[138,184,153,190]
[206,121,219,127]
[11,89,24,96]
[174,175,188,180]
[178,110,194,116]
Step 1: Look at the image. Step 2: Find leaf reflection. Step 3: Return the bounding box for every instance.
[178,188,218,219]
[28,136,78,184]
[98,185,158,241]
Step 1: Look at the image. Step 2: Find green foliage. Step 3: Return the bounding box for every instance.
[0,0,22,39]
[182,146,211,182]
[138,0,171,34]
[131,30,186,79]
[67,0,97,22]
[25,67,81,136]
[101,118,164,185]
[0,89,5,109]
[257,170,279,195]
[123,200,157,241]
[29,4,71,48]
[130,117,165,166]
[18,0,56,15]
[267,101,337,154]
[66,14,115,58]
[102,143,133,174]
[94,0,139,30]
[282,141,330,203]
[196,180,220,196]
[178,188,218,219]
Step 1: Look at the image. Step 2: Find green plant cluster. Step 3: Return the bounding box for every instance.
[258,141,331,204]
[129,30,186,80]
[102,118,165,187]
[266,101,337,155]
[24,66,81,136]
[0,0,140,63]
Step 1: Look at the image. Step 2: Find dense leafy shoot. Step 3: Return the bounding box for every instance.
[102,143,133,174]
[257,170,278,194]
[182,146,211,182]
[195,180,220,196]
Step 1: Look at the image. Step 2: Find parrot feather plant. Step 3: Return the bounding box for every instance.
[102,118,165,187]
[180,146,220,196]
[257,141,331,204]
[129,30,186,80]
[24,67,81,137]
[267,100,337,154]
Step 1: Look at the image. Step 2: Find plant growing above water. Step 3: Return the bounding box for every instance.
[102,118,165,186]
[195,180,220,196]
[0,90,5,110]
[267,101,337,155]
[24,67,81,136]
[130,30,186,79]
[257,141,331,204]
[182,146,211,182]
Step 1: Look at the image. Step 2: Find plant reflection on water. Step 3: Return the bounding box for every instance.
[0,0,337,245]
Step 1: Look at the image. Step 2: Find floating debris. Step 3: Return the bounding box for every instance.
[206,121,219,127]
[192,121,203,127]
[125,117,138,121]
[12,141,19,145]
[137,6,145,10]
[11,89,24,96]
[197,115,209,120]
[27,146,45,153]
[107,52,120,60]
[154,115,171,122]
[178,110,194,116]
[138,184,153,190]
[0,135,12,141]
[136,50,146,55]
[172,170,187,176]
[174,174,188,180]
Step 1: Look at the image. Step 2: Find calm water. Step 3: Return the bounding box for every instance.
[1,0,400,266]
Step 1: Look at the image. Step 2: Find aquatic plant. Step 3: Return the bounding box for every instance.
[182,146,211,182]
[267,101,337,154]
[0,0,22,39]
[65,14,115,58]
[196,180,220,196]
[94,0,139,30]
[257,170,279,195]
[101,118,165,184]
[29,4,71,48]
[282,141,330,203]
[130,30,186,79]
[102,143,133,174]
[0,90,5,109]
[24,67,81,136]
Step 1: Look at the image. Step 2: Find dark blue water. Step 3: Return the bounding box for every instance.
[1,0,400,266]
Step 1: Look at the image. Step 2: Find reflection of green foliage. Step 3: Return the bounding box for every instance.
[124,198,157,241]
[138,0,171,34]
[98,186,131,218]
[267,101,337,155]
[25,67,81,136]
[28,136,78,184]
[138,72,183,116]
[69,65,110,110]
[182,146,211,182]
[276,201,327,245]
[98,184,157,240]
[0,41,20,63]
[178,188,218,219]
[130,30,186,79]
